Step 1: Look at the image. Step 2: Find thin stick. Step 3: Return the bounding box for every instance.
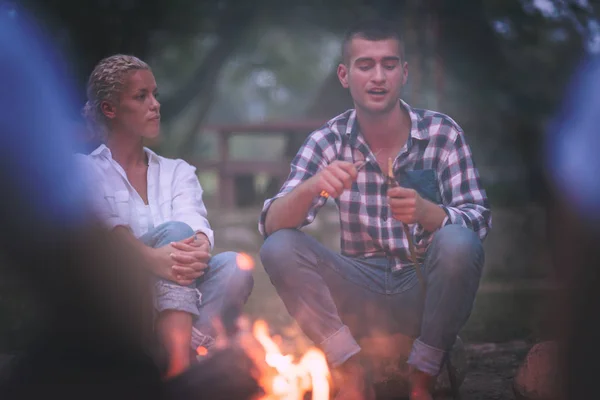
[387,158,426,293]
[320,149,382,199]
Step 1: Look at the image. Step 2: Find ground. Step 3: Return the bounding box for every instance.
[206,204,552,399]
[459,341,531,400]
[0,203,551,399]
[238,252,535,400]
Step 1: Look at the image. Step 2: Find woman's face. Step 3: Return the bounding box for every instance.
[102,69,161,139]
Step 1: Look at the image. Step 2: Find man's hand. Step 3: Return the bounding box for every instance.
[388,186,425,225]
[309,160,361,199]
[388,186,447,232]
[264,160,363,235]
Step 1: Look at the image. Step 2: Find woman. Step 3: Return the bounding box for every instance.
[76,54,253,378]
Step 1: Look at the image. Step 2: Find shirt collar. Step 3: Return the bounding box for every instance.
[345,99,429,147]
[89,143,159,164]
[89,143,110,157]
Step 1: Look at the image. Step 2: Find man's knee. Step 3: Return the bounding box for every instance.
[259,229,308,276]
[158,221,195,242]
[430,224,484,277]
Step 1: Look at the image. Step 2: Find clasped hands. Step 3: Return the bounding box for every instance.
[148,233,211,285]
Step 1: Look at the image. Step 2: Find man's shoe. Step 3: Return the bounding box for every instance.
[333,353,376,400]
[408,366,435,400]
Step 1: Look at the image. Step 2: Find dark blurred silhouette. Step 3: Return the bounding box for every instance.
[544,55,600,400]
[0,8,260,400]
[0,8,166,400]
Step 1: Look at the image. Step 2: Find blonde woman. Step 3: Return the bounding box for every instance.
[76,54,253,378]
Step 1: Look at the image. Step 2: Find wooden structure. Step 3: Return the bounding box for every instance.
[190,120,326,208]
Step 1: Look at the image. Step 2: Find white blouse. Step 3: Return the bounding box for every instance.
[75,144,214,249]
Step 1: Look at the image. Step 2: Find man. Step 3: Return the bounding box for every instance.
[258,19,491,400]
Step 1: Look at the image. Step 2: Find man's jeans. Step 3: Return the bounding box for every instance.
[140,221,254,350]
[259,224,484,376]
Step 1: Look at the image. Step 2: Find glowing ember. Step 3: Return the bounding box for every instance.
[236,252,255,271]
[196,346,208,356]
[252,320,330,400]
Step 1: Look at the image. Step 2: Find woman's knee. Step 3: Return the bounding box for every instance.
[158,221,195,242]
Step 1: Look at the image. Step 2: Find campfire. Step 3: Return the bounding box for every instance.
[231,253,332,400]
[251,319,330,400]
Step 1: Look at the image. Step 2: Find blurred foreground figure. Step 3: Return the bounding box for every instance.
[544,56,600,400]
[0,9,259,400]
[0,9,165,400]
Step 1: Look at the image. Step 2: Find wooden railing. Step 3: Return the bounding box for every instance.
[190,120,326,208]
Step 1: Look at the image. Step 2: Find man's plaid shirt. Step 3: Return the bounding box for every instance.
[259,100,491,271]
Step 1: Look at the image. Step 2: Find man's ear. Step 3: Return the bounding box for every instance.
[337,63,349,89]
[401,61,408,85]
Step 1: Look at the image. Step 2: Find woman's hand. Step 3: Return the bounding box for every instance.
[146,238,211,285]
[169,238,211,282]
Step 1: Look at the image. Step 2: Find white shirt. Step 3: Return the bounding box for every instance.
[75,144,214,249]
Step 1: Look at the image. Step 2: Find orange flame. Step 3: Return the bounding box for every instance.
[252,320,330,400]
[236,252,255,271]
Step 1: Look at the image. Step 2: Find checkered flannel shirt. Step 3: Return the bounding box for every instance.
[259,100,491,271]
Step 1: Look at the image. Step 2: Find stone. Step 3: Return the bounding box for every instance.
[513,341,561,400]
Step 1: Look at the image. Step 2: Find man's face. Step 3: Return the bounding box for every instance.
[337,37,408,116]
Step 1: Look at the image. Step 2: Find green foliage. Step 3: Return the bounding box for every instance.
[2,0,595,351]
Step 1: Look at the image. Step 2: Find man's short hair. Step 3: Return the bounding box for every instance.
[341,18,405,64]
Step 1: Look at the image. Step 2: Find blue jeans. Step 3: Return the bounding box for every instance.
[259,224,484,376]
[140,221,254,350]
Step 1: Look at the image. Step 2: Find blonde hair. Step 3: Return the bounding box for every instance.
[82,54,150,140]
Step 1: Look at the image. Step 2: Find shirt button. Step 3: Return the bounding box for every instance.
[382,215,388,221]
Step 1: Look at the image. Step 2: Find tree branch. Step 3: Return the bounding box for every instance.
[159,4,257,121]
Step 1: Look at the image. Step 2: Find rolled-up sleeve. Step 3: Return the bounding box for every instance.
[437,129,492,241]
[258,131,332,238]
[171,161,215,249]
